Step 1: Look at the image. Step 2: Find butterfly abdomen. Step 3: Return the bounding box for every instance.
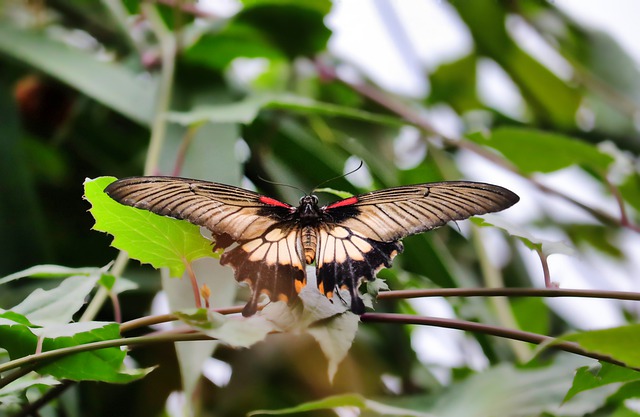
[302,226,317,264]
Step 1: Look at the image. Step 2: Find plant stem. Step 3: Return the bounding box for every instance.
[0,332,212,380]
[361,313,638,370]
[472,226,531,362]
[377,287,640,301]
[80,251,129,322]
[142,2,176,176]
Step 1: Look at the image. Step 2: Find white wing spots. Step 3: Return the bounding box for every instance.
[350,234,373,254]
[242,239,262,252]
[277,240,291,265]
[342,240,363,261]
[265,228,286,242]
[334,240,347,263]
[242,228,302,267]
[323,233,336,265]
[331,226,349,238]
[249,243,269,262]
[317,227,371,267]
[266,244,279,264]
[288,230,304,269]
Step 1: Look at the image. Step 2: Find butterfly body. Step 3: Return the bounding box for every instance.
[105,176,519,316]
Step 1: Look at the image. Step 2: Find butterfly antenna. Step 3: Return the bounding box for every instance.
[312,160,364,193]
[257,175,307,195]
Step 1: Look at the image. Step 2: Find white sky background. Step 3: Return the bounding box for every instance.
[200,0,640,384]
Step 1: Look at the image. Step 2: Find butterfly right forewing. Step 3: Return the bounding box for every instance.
[104,176,292,242]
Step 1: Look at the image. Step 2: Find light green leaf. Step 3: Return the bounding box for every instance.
[468,128,614,174]
[166,94,403,127]
[307,313,359,382]
[426,357,611,417]
[0,264,104,286]
[0,24,156,125]
[12,275,99,326]
[555,325,640,368]
[313,187,354,199]
[297,284,359,382]
[85,177,214,277]
[176,309,275,349]
[0,375,60,402]
[473,215,576,257]
[248,393,436,416]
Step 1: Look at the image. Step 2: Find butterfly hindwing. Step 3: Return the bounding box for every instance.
[315,225,403,314]
[316,181,519,311]
[219,225,306,316]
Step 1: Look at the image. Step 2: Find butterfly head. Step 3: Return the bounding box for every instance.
[298,194,321,222]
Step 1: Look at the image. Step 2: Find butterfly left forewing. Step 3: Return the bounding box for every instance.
[331,181,519,242]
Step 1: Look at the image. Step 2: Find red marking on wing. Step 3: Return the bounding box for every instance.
[259,196,291,208]
[326,196,358,210]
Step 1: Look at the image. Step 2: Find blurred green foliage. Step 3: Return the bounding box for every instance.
[1,0,639,416]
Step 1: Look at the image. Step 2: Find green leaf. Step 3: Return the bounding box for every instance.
[429,53,481,112]
[564,363,640,402]
[85,177,214,277]
[0,24,156,125]
[0,264,104,285]
[184,24,285,70]
[313,188,354,199]
[306,313,359,382]
[0,315,151,383]
[166,94,404,127]
[556,325,640,368]
[0,375,60,404]
[468,128,614,174]
[176,309,276,348]
[472,216,576,257]
[12,275,100,326]
[248,393,436,416]
[236,1,331,59]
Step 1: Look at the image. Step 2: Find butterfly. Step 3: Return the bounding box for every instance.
[105,177,519,316]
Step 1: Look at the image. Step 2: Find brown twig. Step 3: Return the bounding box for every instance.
[361,313,637,370]
[376,287,640,301]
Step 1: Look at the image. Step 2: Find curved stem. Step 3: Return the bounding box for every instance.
[361,313,637,370]
[376,287,640,301]
[0,331,212,381]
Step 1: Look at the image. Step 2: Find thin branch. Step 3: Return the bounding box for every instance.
[376,287,640,301]
[0,332,212,382]
[12,380,74,417]
[142,2,176,176]
[361,313,637,370]
[119,305,244,333]
[184,260,202,309]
